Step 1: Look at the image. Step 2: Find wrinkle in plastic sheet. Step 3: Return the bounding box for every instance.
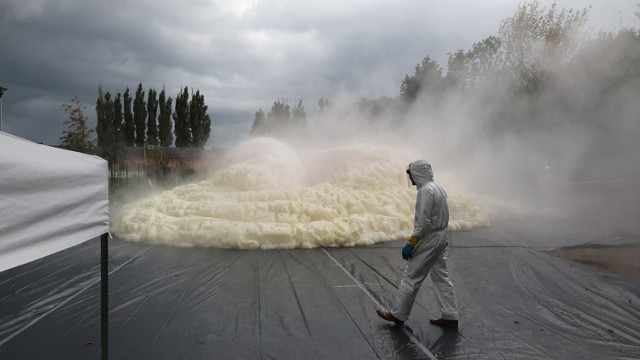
[1,222,640,359]
[0,239,146,359]
[450,234,640,359]
[322,230,640,359]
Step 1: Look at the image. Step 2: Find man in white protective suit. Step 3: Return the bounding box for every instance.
[376,159,459,328]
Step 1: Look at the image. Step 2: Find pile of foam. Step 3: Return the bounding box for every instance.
[111,137,489,249]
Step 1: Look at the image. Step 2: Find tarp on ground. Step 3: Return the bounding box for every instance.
[1,219,639,359]
[0,131,109,272]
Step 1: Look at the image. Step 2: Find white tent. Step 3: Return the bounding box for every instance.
[0,131,109,272]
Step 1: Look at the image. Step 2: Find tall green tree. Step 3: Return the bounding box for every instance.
[249,108,266,136]
[158,88,173,147]
[133,83,147,146]
[318,98,331,113]
[444,50,469,90]
[146,88,159,146]
[291,100,306,129]
[96,88,125,169]
[60,96,95,154]
[399,56,444,103]
[123,88,135,146]
[444,36,503,91]
[188,90,211,147]
[173,86,191,147]
[465,36,503,86]
[113,92,123,149]
[268,99,290,130]
[110,92,124,164]
[498,0,588,94]
[96,88,116,151]
[95,87,109,147]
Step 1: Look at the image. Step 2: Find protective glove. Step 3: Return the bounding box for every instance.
[402,243,415,260]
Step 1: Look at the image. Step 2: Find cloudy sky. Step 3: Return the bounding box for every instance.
[1,0,638,147]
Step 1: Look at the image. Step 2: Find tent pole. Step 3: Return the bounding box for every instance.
[101,233,109,360]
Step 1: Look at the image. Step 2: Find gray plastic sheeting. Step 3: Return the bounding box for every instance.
[1,219,639,359]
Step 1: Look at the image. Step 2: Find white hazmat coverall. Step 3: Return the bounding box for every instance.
[391,160,459,322]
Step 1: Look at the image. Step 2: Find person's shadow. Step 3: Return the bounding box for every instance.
[385,323,462,359]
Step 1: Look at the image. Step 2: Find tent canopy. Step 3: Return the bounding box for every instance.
[0,131,109,272]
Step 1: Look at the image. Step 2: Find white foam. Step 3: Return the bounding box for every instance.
[111,137,490,249]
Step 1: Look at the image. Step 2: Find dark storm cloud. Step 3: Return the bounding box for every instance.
[0,0,636,146]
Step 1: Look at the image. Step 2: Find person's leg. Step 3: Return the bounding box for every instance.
[430,246,459,321]
[390,237,443,321]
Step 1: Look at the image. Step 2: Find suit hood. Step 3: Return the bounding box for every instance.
[407,160,434,187]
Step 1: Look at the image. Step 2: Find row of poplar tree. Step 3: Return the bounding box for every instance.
[95,83,211,157]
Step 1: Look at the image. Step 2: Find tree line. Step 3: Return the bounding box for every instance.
[60,83,212,153]
[93,83,211,166]
[350,1,598,120]
[249,99,307,138]
[248,2,603,136]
